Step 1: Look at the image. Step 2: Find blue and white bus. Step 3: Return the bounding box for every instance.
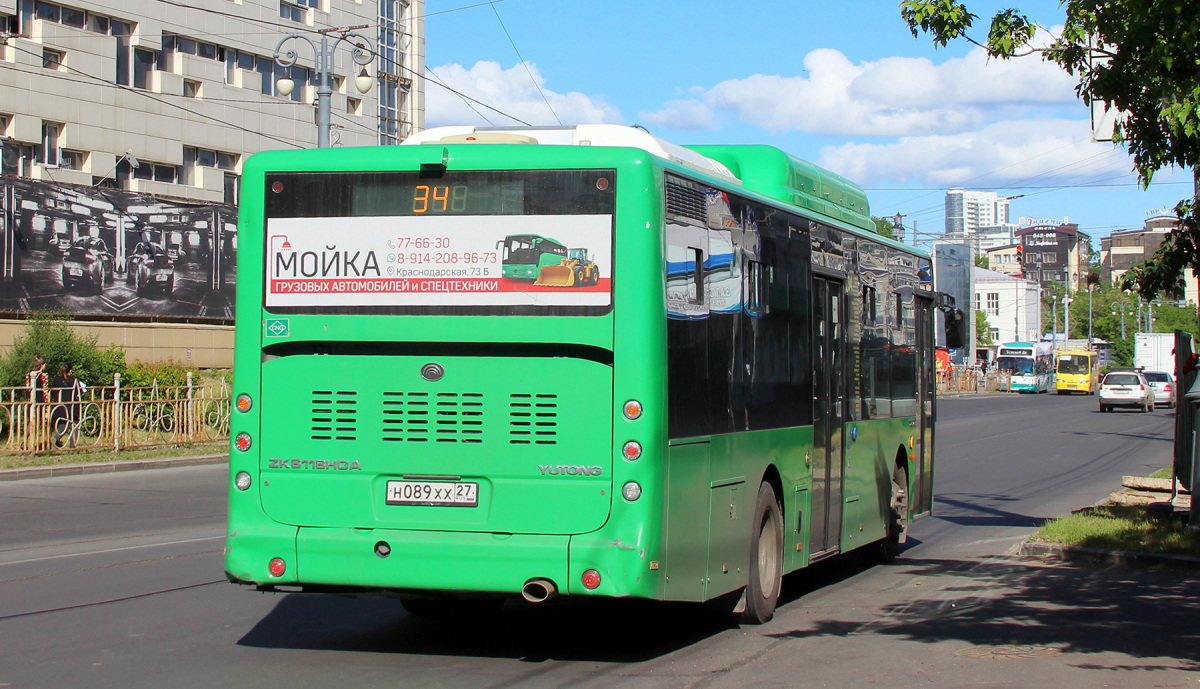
[997,341,1054,393]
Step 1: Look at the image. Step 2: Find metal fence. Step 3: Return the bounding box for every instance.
[938,368,1012,395]
[0,373,230,456]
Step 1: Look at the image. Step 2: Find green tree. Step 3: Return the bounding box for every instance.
[871,215,896,239]
[975,309,993,345]
[975,254,989,269]
[0,313,125,388]
[901,1,1200,298]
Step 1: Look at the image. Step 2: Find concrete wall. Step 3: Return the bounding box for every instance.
[0,319,233,368]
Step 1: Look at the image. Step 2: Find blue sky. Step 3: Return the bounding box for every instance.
[423,0,1190,249]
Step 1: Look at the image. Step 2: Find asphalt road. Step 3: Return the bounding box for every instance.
[1,392,1197,689]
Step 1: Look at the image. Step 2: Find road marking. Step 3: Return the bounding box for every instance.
[0,535,223,567]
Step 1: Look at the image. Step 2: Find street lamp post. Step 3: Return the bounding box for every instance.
[1111,298,1136,340]
[275,26,375,149]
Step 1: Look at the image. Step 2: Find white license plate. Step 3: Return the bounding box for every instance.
[386,480,478,506]
[69,268,82,276]
[155,274,168,281]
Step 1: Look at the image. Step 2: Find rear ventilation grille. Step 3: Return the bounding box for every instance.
[383,392,484,443]
[311,390,358,441]
[666,180,708,225]
[509,394,559,445]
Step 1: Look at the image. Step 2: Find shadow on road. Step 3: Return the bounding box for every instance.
[237,593,740,662]
[767,555,1200,671]
[933,494,1048,528]
[235,552,883,662]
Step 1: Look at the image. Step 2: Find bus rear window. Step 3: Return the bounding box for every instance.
[262,170,615,316]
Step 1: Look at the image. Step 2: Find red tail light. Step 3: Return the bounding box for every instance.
[1140,385,1146,390]
[1165,384,1173,392]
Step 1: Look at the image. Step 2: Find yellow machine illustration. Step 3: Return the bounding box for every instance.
[534,247,601,287]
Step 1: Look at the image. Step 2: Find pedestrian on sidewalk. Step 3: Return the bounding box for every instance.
[51,364,82,448]
[24,355,48,451]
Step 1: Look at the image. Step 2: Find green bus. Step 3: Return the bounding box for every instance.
[497,234,568,281]
[226,124,959,623]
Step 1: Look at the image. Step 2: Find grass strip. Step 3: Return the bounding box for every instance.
[0,441,227,471]
[1033,504,1200,557]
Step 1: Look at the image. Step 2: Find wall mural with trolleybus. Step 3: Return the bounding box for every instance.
[226,124,965,624]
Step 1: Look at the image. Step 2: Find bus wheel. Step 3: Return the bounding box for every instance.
[868,466,909,565]
[742,482,783,625]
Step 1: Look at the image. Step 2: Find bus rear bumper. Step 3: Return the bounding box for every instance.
[232,526,571,596]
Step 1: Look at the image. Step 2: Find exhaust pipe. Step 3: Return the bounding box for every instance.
[521,578,557,603]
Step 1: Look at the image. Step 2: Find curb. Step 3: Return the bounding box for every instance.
[0,454,228,482]
[1018,540,1200,571]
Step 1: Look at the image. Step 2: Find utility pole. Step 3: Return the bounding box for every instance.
[890,213,906,243]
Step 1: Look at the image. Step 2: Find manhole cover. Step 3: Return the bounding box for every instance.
[956,645,1063,660]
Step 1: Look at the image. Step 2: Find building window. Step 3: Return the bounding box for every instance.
[59,149,85,170]
[40,122,61,167]
[113,20,132,86]
[347,96,362,116]
[184,79,201,98]
[224,173,239,205]
[60,6,84,28]
[280,1,305,22]
[154,164,176,183]
[182,147,238,186]
[35,2,60,22]
[2,142,35,177]
[133,47,156,89]
[987,292,999,316]
[42,47,64,70]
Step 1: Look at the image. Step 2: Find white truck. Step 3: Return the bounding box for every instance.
[1134,332,1175,374]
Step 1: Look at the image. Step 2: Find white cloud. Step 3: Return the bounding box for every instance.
[638,100,718,130]
[425,61,621,128]
[816,118,1133,187]
[666,31,1077,138]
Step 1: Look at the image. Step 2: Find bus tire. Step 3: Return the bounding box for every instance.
[742,482,783,625]
[867,465,909,565]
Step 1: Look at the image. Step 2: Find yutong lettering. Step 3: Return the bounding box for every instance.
[538,464,603,476]
[275,245,381,278]
[268,459,362,471]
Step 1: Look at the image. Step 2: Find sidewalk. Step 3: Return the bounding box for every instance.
[0,452,227,481]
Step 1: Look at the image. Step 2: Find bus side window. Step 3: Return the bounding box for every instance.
[689,247,703,305]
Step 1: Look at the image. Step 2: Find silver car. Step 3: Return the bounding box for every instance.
[1098,371,1154,413]
[1141,371,1176,409]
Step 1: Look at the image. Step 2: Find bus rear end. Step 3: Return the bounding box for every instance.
[225,140,665,605]
[1056,349,1098,394]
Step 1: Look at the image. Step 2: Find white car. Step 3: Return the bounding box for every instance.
[1098,371,1154,413]
[1141,371,1176,409]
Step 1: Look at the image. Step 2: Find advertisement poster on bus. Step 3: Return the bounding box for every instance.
[264,215,612,308]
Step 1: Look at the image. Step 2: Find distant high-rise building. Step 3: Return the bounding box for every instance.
[945,188,1011,235]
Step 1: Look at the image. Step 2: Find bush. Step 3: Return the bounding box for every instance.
[121,360,201,390]
[0,313,125,388]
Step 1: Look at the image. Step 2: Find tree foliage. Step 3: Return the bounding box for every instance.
[901,0,1200,298]
[871,215,896,239]
[0,313,125,388]
[975,309,993,345]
